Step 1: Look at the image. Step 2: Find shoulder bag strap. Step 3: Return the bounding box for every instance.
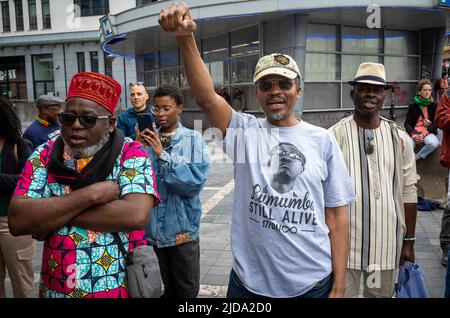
[112,232,128,257]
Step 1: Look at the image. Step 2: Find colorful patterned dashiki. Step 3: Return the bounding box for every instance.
[13,137,158,298]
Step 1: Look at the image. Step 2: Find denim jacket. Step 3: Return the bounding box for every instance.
[145,123,210,247]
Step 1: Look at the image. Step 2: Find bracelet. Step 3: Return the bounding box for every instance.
[403,237,416,241]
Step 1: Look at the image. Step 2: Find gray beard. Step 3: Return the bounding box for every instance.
[268,112,287,121]
[63,129,111,159]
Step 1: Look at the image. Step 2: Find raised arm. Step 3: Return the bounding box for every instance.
[159,2,232,136]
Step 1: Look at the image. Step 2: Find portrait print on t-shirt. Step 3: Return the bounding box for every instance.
[249,142,316,236]
[267,142,306,194]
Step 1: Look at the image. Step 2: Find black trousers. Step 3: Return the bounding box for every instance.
[153,239,200,298]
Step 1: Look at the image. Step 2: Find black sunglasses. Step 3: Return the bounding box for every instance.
[58,113,111,129]
[129,81,144,87]
[365,130,375,155]
[257,78,294,92]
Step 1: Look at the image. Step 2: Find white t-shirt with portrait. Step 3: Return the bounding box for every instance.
[222,110,355,298]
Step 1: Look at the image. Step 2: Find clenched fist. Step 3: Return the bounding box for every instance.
[159,2,196,37]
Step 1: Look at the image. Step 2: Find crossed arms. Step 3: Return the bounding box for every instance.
[8,180,153,237]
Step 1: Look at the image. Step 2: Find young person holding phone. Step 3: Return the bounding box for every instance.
[140,85,210,298]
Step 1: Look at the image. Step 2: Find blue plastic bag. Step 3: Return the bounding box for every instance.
[395,261,428,298]
[417,198,441,211]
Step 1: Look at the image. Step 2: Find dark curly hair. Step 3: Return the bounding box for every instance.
[0,97,22,142]
[153,85,184,106]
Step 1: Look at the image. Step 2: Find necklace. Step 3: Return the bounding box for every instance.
[159,130,176,149]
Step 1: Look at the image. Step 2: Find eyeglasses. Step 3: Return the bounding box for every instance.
[152,106,177,115]
[58,113,111,129]
[257,78,294,92]
[129,81,144,87]
[365,130,375,155]
[272,149,302,161]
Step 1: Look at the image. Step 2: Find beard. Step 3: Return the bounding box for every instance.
[268,112,288,121]
[62,128,111,159]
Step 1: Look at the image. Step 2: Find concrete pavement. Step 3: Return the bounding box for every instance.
[4,143,448,298]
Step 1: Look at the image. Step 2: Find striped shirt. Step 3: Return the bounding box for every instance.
[329,116,417,270]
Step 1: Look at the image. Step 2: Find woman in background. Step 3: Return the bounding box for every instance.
[404,79,439,161]
[0,98,34,297]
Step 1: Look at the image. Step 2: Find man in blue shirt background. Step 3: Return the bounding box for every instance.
[117,82,157,140]
[23,95,63,149]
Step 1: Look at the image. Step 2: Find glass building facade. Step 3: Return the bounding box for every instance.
[137,22,420,112]
[139,25,260,111]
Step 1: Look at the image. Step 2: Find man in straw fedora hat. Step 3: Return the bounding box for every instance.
[159,2,356,298]
[329,62,418,297]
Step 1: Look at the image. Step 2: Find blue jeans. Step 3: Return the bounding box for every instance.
[226,269,333,298]
[411,134,440,159]
[445,244,450,298]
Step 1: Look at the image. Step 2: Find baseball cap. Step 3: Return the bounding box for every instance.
[36,95,65,108]
[253,53,302,82]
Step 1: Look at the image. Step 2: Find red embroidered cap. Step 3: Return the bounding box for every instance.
[67,72,122,114]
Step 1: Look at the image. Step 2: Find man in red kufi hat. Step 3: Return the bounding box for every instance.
[8,72,159,298]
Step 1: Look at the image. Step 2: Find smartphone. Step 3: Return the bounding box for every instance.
[137,113,155,131]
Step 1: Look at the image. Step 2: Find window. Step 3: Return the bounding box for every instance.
[32,54,54,98]
[90,51,99,73]
[15,0,24,31]
[0,56,28,100]
[230,55,258,84]
[104,52,112,77]
[304,83,341,111]
[77,52,85,73]
[28,0,37,30]
[41,0,51,29]
[230,26,259,57]
[143,52,158,88]
[305,53,341,81]
[384,57,419,81]
[304,23,420,110]
[384,82,417,107]
[2,1,10,32]
[74,0,109,17]
[385,30,419,55]
[306,24,339,52]
[136,0,157,7]
[142,26,260,109]
[341,55,381,81]
[203,34,229,86]
[342,26,382,54]
[159,47,178,68]
[230,26,259,84]
[159,47,179,87]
